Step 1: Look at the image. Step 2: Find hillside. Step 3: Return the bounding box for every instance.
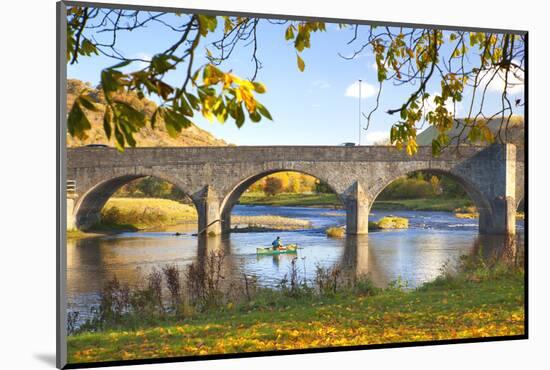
[416,116,524,148]
[66,79,228,147]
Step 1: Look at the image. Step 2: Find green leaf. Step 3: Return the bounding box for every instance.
[78,95,99,111]
[178,95,194,116]
[249,110,261,122]
[80,39,98,56]
[101,69,123,95]
[151,107,161,129]
[256,103,273,120]
[431,139,441,156]
[67,101,91,140]
[103,106,113,139]
[151,54,175,74]
[216,107,229,123]
[252,82,267,93]
[235,103,245,128]
[114,101,146,128]
[285,26,295,40]
[119,121,137,147]
[185,93,201,110]
[163,107,192,138]
[198,15,218,36]
[296,53,305,72]
[294,32,306,52]
[113,124,125,151]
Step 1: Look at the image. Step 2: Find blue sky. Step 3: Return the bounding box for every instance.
[68,11,525,146]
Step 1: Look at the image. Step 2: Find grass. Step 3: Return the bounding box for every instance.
[100,197,197,229]
[97,198,312,232]
[67,229,95,239]
[240,192,341,208]
[67,269,524,363]
[453,206,525,220]
[240,193,472,212]
[372,198,472,212]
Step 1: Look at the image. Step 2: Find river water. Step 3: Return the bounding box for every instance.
[67,205,524,321]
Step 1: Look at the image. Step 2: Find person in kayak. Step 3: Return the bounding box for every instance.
[272,236,285,251]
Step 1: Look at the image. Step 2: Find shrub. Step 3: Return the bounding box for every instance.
[263,176,284,196]
[314,264,343,296]
[353,275,380,296]
[326,226,345,238]
[370,216,408,230]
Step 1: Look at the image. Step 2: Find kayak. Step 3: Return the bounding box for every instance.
[256,244,298,255]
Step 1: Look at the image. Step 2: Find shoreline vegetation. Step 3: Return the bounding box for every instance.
[240,192,473,212]
[67,250,524,363]
[454,206,525,220]
[68,195,523,239]
[326,216,409,238]
[68,198,314,239]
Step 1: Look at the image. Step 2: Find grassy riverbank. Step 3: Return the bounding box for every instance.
[240,192,471,212]
[240,192,342,208]
[88,198,311,233]
[100,198,197,229]
[80,195,473,238]
[67,267,524,363]
[373,198,472,212]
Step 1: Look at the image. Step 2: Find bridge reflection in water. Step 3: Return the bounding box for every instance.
[341,234,522,288]
[67,231,524,305]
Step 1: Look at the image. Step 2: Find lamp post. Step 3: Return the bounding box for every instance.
[358,79,362,146]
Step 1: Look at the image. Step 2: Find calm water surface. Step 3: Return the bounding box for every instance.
[67,205,524,320]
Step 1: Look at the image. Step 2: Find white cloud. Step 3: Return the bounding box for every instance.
[345,80,378,99]
[311,80,331,89]
[365,130,389,145]
[122,52,152,71]
[311,103,321,108]
[485,61,524,95]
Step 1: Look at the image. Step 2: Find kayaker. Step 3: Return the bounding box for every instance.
[272,236,284,250]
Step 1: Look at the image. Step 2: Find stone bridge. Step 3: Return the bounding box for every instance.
[66,144,524,235]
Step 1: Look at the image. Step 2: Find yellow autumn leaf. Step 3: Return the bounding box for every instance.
[296,53,305,72]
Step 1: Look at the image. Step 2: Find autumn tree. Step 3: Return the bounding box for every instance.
[65,5,525,155]
[263,177,284,196]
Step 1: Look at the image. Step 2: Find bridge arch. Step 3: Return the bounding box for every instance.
[219,168,345,233]
[368,167,494,231]
[72,173,199,231]
[67,145,519,235]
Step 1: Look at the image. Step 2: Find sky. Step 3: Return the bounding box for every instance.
[68,9,525,146]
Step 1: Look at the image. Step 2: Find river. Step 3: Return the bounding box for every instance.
[67,205,524,322]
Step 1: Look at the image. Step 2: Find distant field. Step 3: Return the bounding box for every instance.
[239,192,342,208]
[372,198,472,212]
[240,192,471,212]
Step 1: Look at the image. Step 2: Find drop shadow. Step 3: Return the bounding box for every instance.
[34,353,56,367]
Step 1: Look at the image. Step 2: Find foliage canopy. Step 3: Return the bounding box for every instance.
[66,6,525,155]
